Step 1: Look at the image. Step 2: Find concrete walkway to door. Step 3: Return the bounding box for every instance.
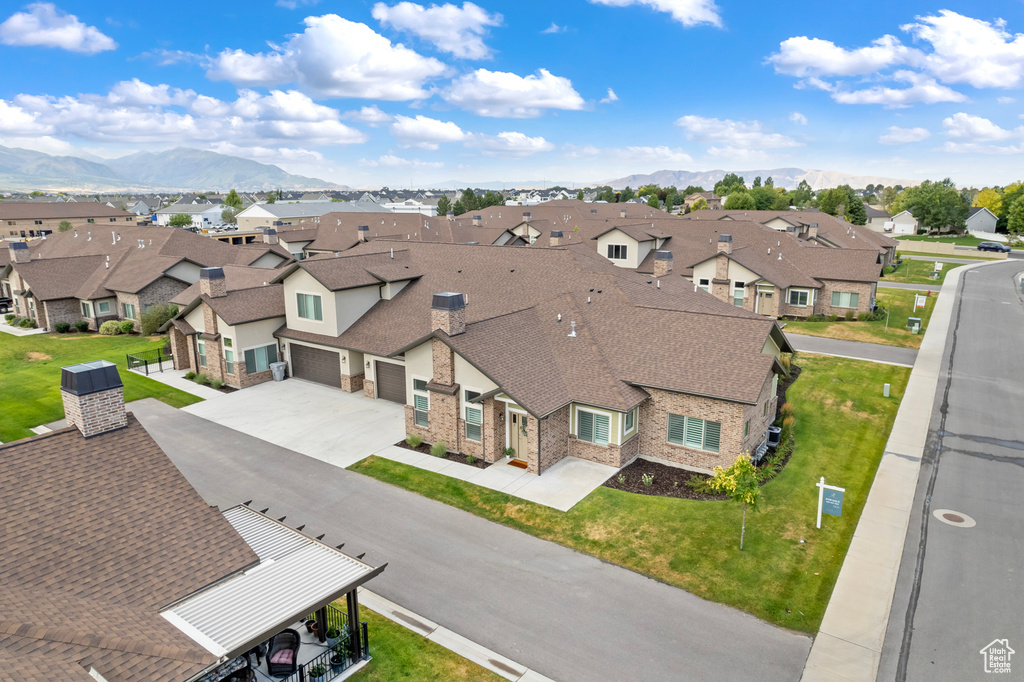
[182,378,406,468]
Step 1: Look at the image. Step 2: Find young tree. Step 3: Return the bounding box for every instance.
[708,453,761,550]
[436,195,452,216]
[58,220,73,232]
[576,189,584,201]
[168,213,193,227]
[224,189,243,209]
[688,197,708,212]
[140,304,179,336]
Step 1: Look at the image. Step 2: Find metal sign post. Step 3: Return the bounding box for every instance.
[816,477,846,529]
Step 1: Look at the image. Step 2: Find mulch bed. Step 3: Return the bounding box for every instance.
[603,459,727,500]
[394,440,491,469]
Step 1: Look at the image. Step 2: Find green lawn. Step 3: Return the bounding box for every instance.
[351,606,503,681]
[896,249,1000,261]
[781,288,936,349]
[0,332,201,442]
[896,234,1021,249]
[881,258,963,285]
[350,354,910,633]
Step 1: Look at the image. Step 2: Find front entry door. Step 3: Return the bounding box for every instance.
[758,290,776,317]
[508,412,528,459]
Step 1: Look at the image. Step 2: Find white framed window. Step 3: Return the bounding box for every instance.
[80,301,92,317]
[97,300,110,314]
[698,278,710,292]
[667,414,721,453]
[464,389,482,442]
[733,282,746,307]
[198,341,207,367]
[121,302,137,319]
[830,291,860,308]
[577,407,610,446]
[224,349,235,374]
[413,377,430,427]
[623,406,637,436]
[244,344,277,373]
[296,292,323,321]
[787,289,809,307]
[607,244,628,260]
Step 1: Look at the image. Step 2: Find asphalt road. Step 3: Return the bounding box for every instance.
[878,261,1024,681]
[130,399,812,682]
[784,333,918,367]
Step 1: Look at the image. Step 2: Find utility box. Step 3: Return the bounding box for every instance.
[907,316,922,333]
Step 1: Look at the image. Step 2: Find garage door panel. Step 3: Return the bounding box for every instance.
[290,344,341,388]
[376,361,406,403]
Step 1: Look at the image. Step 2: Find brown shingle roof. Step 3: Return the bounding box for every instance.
[0,415,258,681]
[0,202,134,221]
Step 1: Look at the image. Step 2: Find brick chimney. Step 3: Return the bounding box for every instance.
[199,267,227,298]
[357,225,369,242]
[60,360,128,438]
[431,292,466,336]
[472,215,482,227]
[653,250,673,277]
[522,212,532,224]
[446,211,454,221]
[808,222,819,239]
[9,241,30,264]
[717,234,733,255]
[550,230,563,246]
[620,208,627,218]
[262,228,278,245]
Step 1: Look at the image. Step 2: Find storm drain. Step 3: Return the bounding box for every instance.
[933,508,977,528]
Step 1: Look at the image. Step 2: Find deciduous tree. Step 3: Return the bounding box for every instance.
[708,453,761,550]
[224,189,243,209]
[168,213,193,227]
[893,179,969,232]
[724,192,756,210]
[58,220,73,232]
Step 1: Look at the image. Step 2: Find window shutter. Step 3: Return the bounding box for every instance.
[684,417,704,449]
[704,421,721,452]
[667,414,686,444]
[578,410,594,442]
[594,415,610,445]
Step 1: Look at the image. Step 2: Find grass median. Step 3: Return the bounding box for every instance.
[881,258,963,286]
[0,332,201,442]
[781,288,935,349]
[350,354,910,633]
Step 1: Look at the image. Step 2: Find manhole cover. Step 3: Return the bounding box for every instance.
[933,508,976,528]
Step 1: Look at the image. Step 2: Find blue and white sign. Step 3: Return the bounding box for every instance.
[816,477,846,529]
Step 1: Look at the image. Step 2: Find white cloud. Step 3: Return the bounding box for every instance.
[0,3,116,54]
[466,131,554,157]
[360,154,443,168]
[588,0,721,28]
[939,141,1024,155]
[345,105,392,126]
[878,126,930,144]
[390,114,466,149]
[276,0,320,8]
[210,142,325,164]
[372,2,502,59]
[600,88,619,103]
[942,113,1017,141]
[675,115,801,149]
[830,71,967,108]
[0,99,53,135]
[206,14,447,100]
[541,22,565,34]
[789,111,807,125]
[138,48,205,66]
[902,11,1024,89]
[443,68,585,117]
[767,34,919,78]
[998,96,1016,104]
[562,144,692,164]
[107,78,194,107]
[0,134,73,155]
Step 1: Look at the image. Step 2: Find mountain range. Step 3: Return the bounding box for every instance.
[604,168,915,192]
[0,146,342,192]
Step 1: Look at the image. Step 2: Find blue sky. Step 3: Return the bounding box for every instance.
[0,0,1022,188]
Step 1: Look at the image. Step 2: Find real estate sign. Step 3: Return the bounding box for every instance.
[816,477,845,529]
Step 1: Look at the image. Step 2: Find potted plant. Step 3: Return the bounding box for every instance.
[325,625,341,649]
[308,663,327,681]
[503,447,515,458]
[330,645,346,672]
[304,618,317,634]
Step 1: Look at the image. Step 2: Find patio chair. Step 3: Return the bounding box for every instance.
[266,628,301,676]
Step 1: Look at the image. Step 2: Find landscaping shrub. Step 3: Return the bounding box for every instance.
[826,313,839,322]
[19,318,36,328]
[210,378,223,390]
[405,433,423,448]
[119,320,136,335]
[779,402,795,418]
[466,454,477,464]
[641,473,654,486]
[74,320,89,332]
[882,265,895,275]
[99,320,121,335]
[857,312,871,322]
[195,373,211,385]
[844,310,856,321]
[54,322,71,333]
[140,303,178,336]
[4,314,14,323]
[184,371,197,380]
[430,441,447,457]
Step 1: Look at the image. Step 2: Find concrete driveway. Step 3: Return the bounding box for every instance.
[183,378,406,468]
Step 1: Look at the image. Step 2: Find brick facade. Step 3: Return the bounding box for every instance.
[638,388,750,471]
[362,379,375,399]
[41,298,80,330]
[61,387,129,438]
[741,373,779,454]
[482,397,505,463]
[169,326,190,370]
[341,372,365,393]
[817,279,874,316]
[538,405,571,472]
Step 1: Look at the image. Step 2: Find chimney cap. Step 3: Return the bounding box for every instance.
[200,267,225,280]
[10,242,28,250]
[431,292,466,310]
[262,227,277,235]
[473,215,482,220]
[357,225,369,231]
[809,222,818,228]
[447,211,454,216]
[60,360,122,397]
[718,234,733,242]
[550,230,563,238]
[654,250,673,260]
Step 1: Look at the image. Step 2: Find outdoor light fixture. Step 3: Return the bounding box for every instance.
[366,361,370,368]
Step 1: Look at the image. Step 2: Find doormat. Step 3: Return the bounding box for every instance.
[509,459,529,469]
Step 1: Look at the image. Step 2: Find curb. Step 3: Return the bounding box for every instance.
[357,588,556,682]
[800,261,995,682]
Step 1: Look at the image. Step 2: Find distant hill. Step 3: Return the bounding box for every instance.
[0,145,343,192]
[604,168,915,191]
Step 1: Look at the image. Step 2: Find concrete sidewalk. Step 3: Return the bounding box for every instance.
[800,261,993,682]
[128,364,223,399]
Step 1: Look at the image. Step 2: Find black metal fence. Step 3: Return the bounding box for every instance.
[279,621,369,682]
[126,346,172,375]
